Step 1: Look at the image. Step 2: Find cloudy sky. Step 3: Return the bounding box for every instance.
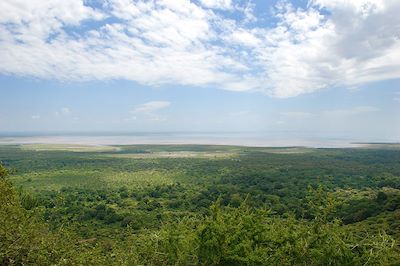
[0,0,399,140]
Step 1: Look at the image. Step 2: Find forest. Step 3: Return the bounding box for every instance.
[1,144,400,265]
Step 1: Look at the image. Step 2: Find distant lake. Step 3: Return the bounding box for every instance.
[0,132,389,148]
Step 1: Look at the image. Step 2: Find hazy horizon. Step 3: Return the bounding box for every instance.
[1,131,398,148]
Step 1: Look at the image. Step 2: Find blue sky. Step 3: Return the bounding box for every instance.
[0,0,399,140]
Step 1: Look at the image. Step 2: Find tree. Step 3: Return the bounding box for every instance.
[376,191,388,204]
[0,162,8,179]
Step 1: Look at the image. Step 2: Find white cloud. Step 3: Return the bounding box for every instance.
[31,115,40,120]
[199,0,233,10]
[130,101,171,121]
[60,107,71,115]
[54,107,71,116]
[0,0,399,97]
[0,0,104,38]
[130,100,171,122]
[227,29,261,47]
[133,101,171,113]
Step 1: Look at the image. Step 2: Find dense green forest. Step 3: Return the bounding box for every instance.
[1,144,400,265]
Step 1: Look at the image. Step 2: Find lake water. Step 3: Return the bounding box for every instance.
[0,132,384,148]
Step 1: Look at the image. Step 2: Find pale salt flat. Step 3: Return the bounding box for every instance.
[0,132,392,148]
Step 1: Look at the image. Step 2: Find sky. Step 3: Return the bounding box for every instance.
[0,0,399,141]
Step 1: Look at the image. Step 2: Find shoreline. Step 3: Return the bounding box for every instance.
[0,134,395,148]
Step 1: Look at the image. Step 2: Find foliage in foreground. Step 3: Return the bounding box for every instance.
[1,163,399,265]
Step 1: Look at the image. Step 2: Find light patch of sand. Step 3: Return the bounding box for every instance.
[258,147,314,154]
[104,151,236,159]
[20,143,119,152]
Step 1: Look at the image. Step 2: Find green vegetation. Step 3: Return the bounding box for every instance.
[1,144,400,265]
